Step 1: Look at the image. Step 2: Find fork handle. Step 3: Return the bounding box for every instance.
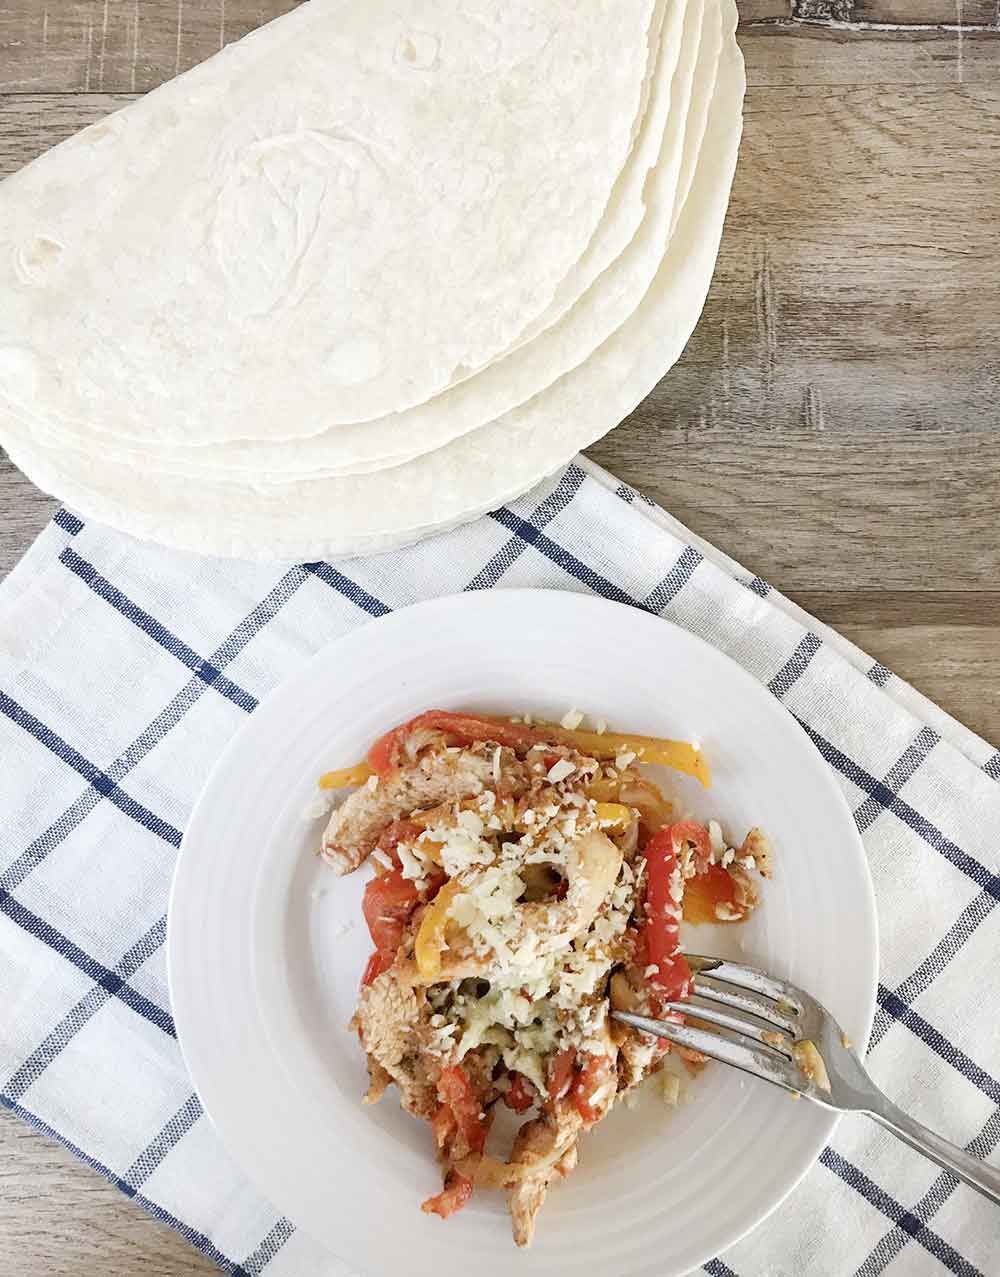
[866,1093,1000,1207]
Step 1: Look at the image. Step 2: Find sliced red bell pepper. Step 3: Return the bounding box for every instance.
[360,949,394,988]
[643,824,695,1003]
[667,820,712,875]
[368,711,544,775]
[359,866,420,988]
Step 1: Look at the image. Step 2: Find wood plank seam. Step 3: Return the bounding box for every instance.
[748,15,1000,27]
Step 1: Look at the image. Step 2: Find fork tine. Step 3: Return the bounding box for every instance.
[664,995,796,1051]
[612,1011,802,1092]
[686,955,805,1013]
[689,974,801,1037]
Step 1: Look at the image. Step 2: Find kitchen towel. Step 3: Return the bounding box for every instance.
[1,456,998,1277]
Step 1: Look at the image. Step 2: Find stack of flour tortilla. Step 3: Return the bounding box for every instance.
[0,0,744,561]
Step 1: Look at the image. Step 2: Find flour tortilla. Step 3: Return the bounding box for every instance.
[0,0,743,561]
[8,0,680,482]
[48,0,705,484]
[0,0,655,445]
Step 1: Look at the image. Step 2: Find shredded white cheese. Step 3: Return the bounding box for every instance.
[560,708,584,730]
[547,758,575,783]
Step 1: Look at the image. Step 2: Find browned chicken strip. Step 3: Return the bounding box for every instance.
[508,1104,584,1248]
[354,968,439,1120]
[322,743,532,875]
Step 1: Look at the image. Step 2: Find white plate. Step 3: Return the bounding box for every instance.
[168,591,878,1277]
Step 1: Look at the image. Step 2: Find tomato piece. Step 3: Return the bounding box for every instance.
[504,1072,536,1114]
[362,869,420,952]
[571,1053,615,1124]
[431,1104,458,1155]
[421,1170,474,1219]
[547,1048,577,1102]
[360,868,421,984]
[643,825,694,1003]
[438,1065,488,1155]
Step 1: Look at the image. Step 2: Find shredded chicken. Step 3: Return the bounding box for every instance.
[508,1104,583,1248]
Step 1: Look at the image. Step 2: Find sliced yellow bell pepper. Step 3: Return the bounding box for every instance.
[544,726,710,789]
[594,802,633,831]
[414,879,463,979]
[319,761,373,790]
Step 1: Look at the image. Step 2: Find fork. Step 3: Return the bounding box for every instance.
[611,954,1000,1206]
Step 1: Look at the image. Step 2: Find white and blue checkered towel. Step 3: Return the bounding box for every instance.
[1,456,998,1277]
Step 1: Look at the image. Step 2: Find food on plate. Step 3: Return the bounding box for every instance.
[317,710,770,1246]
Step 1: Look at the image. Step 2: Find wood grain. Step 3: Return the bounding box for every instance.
[1,4,999,1275]
[0,454,54,576]
[0,1108,216,1276]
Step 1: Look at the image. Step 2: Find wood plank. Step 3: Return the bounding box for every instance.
[2,2,998,95]
[0,1109,217,1276]
[778,591,1000,747]
[739,0,794,18]
[0,92,133,173]
[0,453,54,576]
[592,424,1000,593]
[0,0,782,94]
[832,620,1000,746]
[741,26,999,84]
[0,0,303,93]
[854,1,998,25]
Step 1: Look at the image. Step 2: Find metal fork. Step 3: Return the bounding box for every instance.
[611,954,1000,1207]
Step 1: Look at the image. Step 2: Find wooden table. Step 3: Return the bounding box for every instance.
[1,3,998,1273]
